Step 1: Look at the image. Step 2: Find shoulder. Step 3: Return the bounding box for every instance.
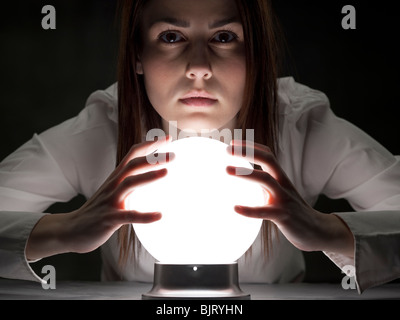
[39,82,119,153]
[80,82,118,126]
[37,84,119,195]
[277,77,331,123]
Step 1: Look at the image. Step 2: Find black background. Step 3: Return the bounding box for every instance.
[1,1,399,282]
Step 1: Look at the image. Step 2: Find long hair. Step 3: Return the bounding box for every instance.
[116,0,282,266]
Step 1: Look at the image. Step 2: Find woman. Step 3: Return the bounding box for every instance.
[0,0,399,293]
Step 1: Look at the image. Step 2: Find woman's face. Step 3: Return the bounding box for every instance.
[138,0,246,134]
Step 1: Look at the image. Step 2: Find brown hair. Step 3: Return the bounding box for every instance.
[116,0,282,266]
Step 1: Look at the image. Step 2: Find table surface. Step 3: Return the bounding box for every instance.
[0,279,399,300]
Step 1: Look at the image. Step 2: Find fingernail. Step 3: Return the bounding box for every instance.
[157,168,168,176]
[154,212,162,220]
[235,205,244,213]
[167,152,175,161]
[226,166,236,174]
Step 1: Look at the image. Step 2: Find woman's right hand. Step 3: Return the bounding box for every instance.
[26,135,174,260]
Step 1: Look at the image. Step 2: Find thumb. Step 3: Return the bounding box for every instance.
[115,210,162,225]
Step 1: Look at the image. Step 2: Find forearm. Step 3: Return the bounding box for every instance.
[25,213,73,261]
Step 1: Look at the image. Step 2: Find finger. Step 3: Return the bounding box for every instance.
[227,142,288,184]
[110,152,174,187]
[234,205,279,221]
[116,168,168,203]
[123,152,175,177]
[112,210,162,225]
[121,135,173,166]
[228,140,272,159]
[135,135,173,158]
[227,141,274,169]
[226,165,279,198]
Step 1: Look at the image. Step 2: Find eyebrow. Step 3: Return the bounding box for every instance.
[209,16,241,29]
[149,16,241,29]
[150,17,190,28]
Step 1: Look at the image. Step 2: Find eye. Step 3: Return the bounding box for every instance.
[159,31,185,44]
[212,31,238,44]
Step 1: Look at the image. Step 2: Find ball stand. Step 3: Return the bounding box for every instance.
[142,262,250,300]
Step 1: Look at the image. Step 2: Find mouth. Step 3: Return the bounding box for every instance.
[179,91,218,107]
[180,97,217,107]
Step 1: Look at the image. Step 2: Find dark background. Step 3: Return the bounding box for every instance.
[1,1,399,283]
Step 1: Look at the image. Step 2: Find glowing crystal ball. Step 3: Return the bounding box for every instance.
[124,137,265,264]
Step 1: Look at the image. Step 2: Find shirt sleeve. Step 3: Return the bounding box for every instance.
[0,133,79,281]
[279,79,400,293]
[0,211,47,282]
[318,116,400,293]
[327,208,400,294]
[323,155,400,293]
[0,84,118,282]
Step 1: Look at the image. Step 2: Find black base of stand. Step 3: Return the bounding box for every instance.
[142,262,250,300]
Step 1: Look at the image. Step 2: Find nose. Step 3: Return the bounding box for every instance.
[185,46,212,80]
[186,66,212,80]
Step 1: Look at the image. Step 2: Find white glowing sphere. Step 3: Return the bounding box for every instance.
[125,137,265,264]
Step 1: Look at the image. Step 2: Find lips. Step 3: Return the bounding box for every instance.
[179,91,217,107]
[180,97,217,106]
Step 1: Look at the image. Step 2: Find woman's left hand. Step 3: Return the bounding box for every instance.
[226,140,354,257]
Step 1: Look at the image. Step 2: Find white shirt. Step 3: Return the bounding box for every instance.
[1,77,399,293]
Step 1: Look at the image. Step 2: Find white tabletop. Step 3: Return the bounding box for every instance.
[0,279,399,300]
